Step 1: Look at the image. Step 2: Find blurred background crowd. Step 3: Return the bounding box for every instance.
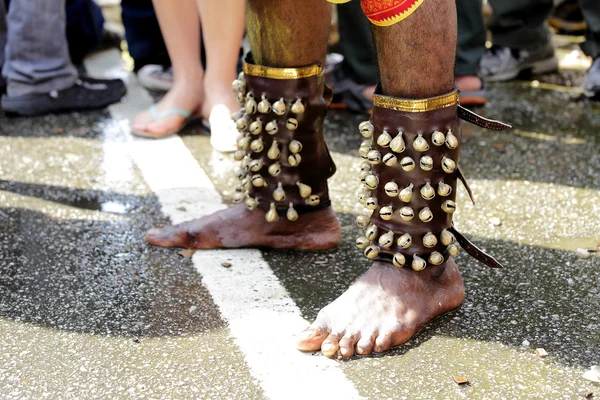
[0,0,598,151]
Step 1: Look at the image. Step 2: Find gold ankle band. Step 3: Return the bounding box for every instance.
[373,89,459,113]
[243,62,323,80]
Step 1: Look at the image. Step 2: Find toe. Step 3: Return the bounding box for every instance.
[321,333,342,358]
[356,331,377,355]
[338,333,360,358]
[145,225,189,248]
[296,327,329,352]
[373,331,393,353]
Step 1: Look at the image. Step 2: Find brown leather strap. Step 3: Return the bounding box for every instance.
[458,105,512,131]
[457,167,476,205]
[449,226,504,268]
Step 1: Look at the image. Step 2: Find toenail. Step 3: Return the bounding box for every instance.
[340,347,350,356]
[322,343,333,352]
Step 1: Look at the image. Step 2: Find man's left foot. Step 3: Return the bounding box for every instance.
[297,260,465,357]
[584,57,600,100]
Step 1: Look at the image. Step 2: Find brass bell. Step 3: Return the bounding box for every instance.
[245,197,259,211]
[232,192,246,203]
[249,158,264,172]
[446,243,459,257]
[358,170,370,181]
[240,156,251,170]
[440,230,455,246]
[241,178,252,191]
[267,140,280,160]
[411,255,427,271]
[231,109,245,122]
[420,182,435,200]
[231,79,245,93]
[437,180,452,196]
[397,233,412,248]
[364,174,379,190]
[265,120,278,135]
[287,203,299,221]
[422,232,438,248]
[378,231,394,248]
[420,156,433,171]
[288,153,302,166]
[265,203,279,222]
[358,190,371,204]
[365,224,378,240]
[358,121,374,138]
[428,251,444,265]
[258,95,272,114]
[367,150,382,164]
[245,97,258,115]
[238,71,245,81]
[379,206,393,221]
[296,182,312,198]
[361,139,372,148]
[273,97,287,115]
[413,134,430,152]
[441,157,456,174]
[445,129,459,149]
[249,118,263,135]
[305,194,320,206]
[237,135,250,151]
[390,131,406,153]
[237,92,245,105]
[251,174,266,187]
[268,162,281,177]
[273,182,286,201]
[359,161,372,172]
[285,118,299,131]
[356,236,370,249]
[393,253,406,268]
[384,181,399,197]
[431,130,445,146]
[235,116,250,131]
[356,214,370,228]
[358,145,371,159]
[399,206,414,221]
[376,129,392,148]
[419,207,433,222]
[250,138,264,153]
[400,157,416,171]
[364,245,380,259]
[233,150,246,161]
[234,184,244,193]
[365,197,378,210]
[399,183,414,203]
[441,200,456,214]
[383,153,398,166]
[235,168,246,181]
[291,98,305,114]
[245,92,254,100]
[289,140,303,154]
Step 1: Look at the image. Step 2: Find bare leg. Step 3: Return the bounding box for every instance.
[145,0,340,250]
[297,0,466,358]
[132,0,204,138]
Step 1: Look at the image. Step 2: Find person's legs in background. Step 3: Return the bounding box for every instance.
[65,0,105,65]
[455,0,487,105]
[480,0,558,81]
[0,0,6,93]
[579,0,600,98]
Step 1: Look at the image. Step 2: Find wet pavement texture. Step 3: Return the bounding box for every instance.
[1,51,600,398]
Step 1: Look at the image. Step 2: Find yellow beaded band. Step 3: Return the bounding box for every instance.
[373,89,459,113]
[243,62,323,80]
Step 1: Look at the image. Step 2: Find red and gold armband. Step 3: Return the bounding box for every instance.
[328,0,424,27]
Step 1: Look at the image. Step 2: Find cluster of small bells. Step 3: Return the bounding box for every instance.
[230,72,319,222]
[354,120,460,271]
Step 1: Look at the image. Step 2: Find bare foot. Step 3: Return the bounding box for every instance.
[133,78,203,138]
[296,260,465,358]
[146,204,341,250]
[456,75,483,92]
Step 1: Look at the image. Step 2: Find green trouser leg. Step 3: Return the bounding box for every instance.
[487,0,553,50]
[580,0,600,59]
[455,0,486,76]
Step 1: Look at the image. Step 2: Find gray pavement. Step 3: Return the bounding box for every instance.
[1,45,599,399]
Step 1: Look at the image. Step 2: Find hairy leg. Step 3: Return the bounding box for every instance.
[132,0,204,137]
[297,0,466,358]
[145,0,340,250]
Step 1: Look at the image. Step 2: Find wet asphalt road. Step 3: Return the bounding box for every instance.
[1,46,599,399]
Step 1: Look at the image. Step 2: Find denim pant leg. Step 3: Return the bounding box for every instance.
[580,0,600,59]
[455,0,486,76]
[487,0,553,50]
[0,1,6,71]
[3,0,77,97]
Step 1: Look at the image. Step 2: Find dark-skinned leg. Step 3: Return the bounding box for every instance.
[297,0,465,358]
[145,0,341,250]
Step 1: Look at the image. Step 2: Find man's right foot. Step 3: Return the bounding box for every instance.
[479,43,559,82]
[146,204,341,251]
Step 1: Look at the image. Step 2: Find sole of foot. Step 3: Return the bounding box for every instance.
[296,259,465,358]
[145,204,341,251]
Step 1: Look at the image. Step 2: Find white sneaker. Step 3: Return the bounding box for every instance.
[208,104,238,153]
[137,65,174,92]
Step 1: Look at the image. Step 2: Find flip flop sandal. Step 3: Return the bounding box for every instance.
[458,81,488,107]
[132,104,202,138]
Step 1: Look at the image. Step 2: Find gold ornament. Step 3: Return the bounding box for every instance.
[364,245,380,259]
[413,134,430,152]
[358,121,374,138]
[378,231,395,248]
[376,129,392,148]
[400,157,416,171]
[268,162,281,177]
[273,182,286,201]
[272,98,287,115]
[441,200,456,214]
[397,233,412,248]
[393,253,406,268]
[399,183,414,203]
[289,140,303,154]
[428,251,444,265]
[265,203,279,222]
[383,153,398,166]
[291,98,305,114]
[265,120,278,135]
[267,140,280,160]
[431,130,445,146]
[379,206,394,221]
[420,182,435,200]
[411,255,427,271]
[420,156,433,171]
[418,207,433,222]
[384,181,399,197]
[422,232,438,248]
[257,95,272,114]
[441,157,456,174]
[296,182,312,198]
[399,206,414,221]
[445,129,458,149]
[390,131,406,153]
[286,203,299,221]
[288,153,302,166]
[437,180,452,196]
[286,118,299,131]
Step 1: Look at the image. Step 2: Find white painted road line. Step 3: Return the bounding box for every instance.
[86,50,362,400]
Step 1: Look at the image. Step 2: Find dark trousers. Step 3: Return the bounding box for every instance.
[456,0,486,76]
